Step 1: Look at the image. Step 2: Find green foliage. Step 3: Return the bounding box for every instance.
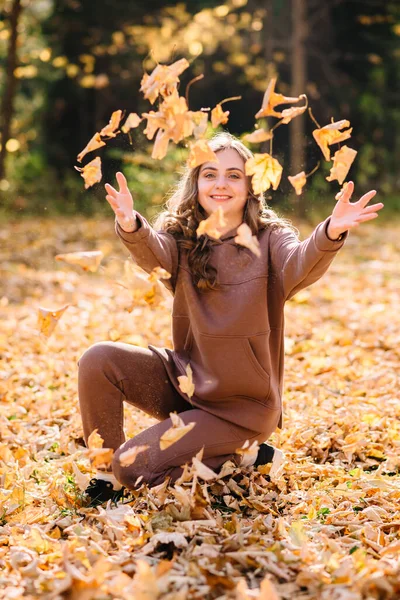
[0,0,399,219]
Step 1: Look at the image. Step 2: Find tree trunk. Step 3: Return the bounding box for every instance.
[0,0,22,181]
[290,0,308,218]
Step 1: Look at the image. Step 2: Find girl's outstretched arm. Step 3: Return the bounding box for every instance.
[270,183,383,301]
[105,172,179,292]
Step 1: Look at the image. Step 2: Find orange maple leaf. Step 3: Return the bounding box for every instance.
[55,250,104,272]
[77,133,105,163]
[234,223,261,257]
[75,156,102,189]
[288,171,307,195]
[152,129,170,160]
[196,206,226,239]
[143,90,195,159]
[87,428,104,449]
[279,97,308,124]
[100,110,123,138]
[192,111,209,139]
[187,139,218,168]
[119,445,149,467]
[312,120,353,161]
[211,104,230,128]
[242,129,273,144]
[245,153,283,194]
[122,112,142,133]
[37,304,69,337]
[140,58,190,104]
[160,411,195,450]
[326,145,357,185]
[255,78,305,119]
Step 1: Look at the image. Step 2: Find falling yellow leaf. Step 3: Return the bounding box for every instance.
[77,132,105,163]
[288,171,307,195]
[255,78,305,119]
[148,266,171,283]
[88,447,114,469]
[87,428,104,449]
[75,156,102,189]
[242,129,273,144]
[140,58,190,104]
[55,250,104,273]
[279,98,308,124]
[235,439,260,458]
[119,445,149,467]
[234,223,261,258]
[160,412,196,451]
[187,139,218,168]
[192,111,208,139]
[312,119,353,161]
[142,90,197,160]
[151,129,170,160]
[326,145,358,185]
[177,363,195,398]
[196,206,227,240]
[245,153,283,194]
[37,304,69,337]
[121,112,142,133]
[119,261,168,308]
[211,104,230,128]
[100,110,123,138]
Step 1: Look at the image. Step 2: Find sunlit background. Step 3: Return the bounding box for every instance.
[0,0,399,219]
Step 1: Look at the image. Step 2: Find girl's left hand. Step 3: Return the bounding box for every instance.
[327,181,384,240]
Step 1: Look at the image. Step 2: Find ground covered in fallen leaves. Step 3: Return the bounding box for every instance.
[1,217,400,600]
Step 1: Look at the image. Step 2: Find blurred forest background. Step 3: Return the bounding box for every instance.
[0,0,399,221]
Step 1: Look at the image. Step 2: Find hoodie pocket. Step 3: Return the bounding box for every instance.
[194,333,271,403]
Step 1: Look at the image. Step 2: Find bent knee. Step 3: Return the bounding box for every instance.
[77,341,115,372]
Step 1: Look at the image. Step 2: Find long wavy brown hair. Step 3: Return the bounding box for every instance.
[153,132,297,291]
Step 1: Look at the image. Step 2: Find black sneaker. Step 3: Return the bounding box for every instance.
[85,478,126,507]
[254,444,285,477]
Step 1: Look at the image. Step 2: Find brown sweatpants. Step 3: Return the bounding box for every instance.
[78,342,277,489]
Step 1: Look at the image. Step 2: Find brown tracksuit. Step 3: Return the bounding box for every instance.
[78,214,346,488]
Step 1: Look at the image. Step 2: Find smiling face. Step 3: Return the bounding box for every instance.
[197,148,249,231]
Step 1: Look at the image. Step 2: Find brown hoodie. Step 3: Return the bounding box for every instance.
[115,215,347,433]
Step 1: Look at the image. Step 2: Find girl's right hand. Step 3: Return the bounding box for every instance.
[105,171,138,232]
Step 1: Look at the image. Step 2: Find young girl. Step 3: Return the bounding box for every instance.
[78,132,383,505]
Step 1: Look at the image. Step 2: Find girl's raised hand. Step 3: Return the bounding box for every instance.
[327,181,384,240]
[105,171,137,232]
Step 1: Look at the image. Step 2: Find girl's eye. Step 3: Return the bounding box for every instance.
[203,173,240,179]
